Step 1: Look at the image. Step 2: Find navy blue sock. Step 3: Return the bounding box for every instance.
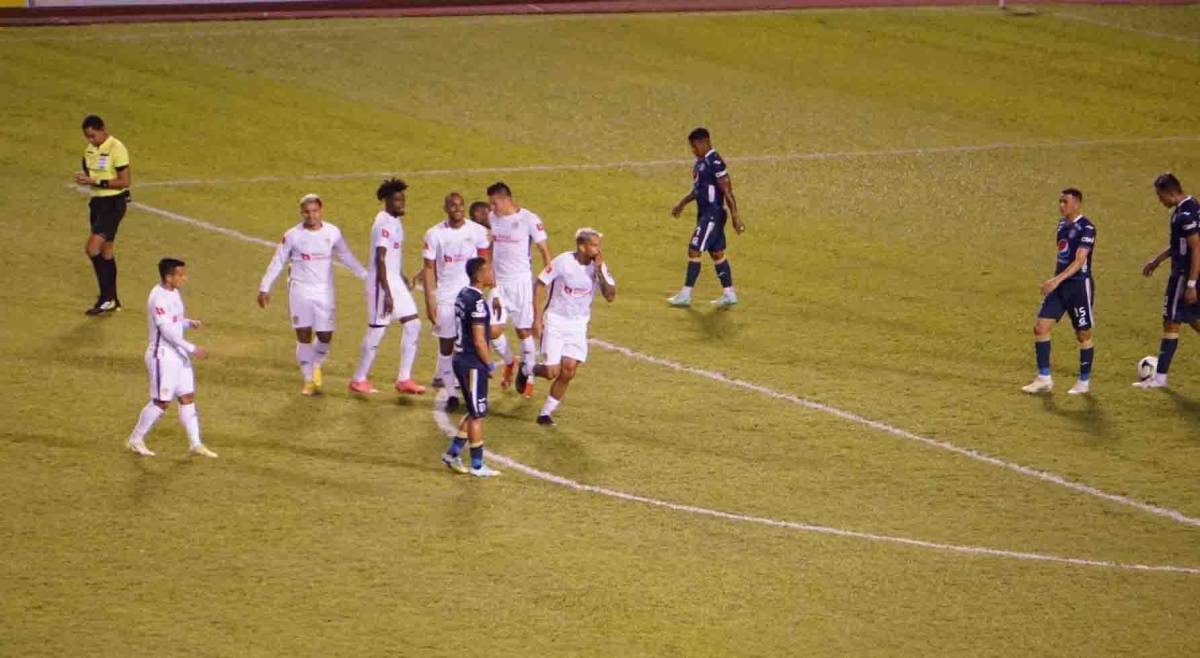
[714,260,733,288]
[684,261,701,287]
[1158,337,1179,374]
[1035,340,1051,376]
[1079,347,1094,381]
[447,436,466,457]
[470,445,484,470]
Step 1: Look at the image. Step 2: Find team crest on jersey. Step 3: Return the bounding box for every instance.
[535,223,544,232]
[382,229,390,238]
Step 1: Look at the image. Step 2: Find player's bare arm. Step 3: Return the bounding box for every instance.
[1185,233,1200,305]
[532,279,547,342]
[1042,248,1091,296]
[671,191,696,217]
[422,259,438,324]
[471,321,491,369]
[593,252,617,302]
[718,176,744,234]
[375,245,394,315]
[535,240,552,272]
[1143,247,1172,277]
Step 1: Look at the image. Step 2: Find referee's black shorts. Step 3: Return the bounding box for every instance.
[89,191,129,241]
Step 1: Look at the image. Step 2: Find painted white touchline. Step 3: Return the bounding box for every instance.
[133,135,1200,189]
[100,192,1200,529]
[429,393,1198,575]
[1051,12,1200,45]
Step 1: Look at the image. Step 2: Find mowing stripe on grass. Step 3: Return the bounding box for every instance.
[132,135,1200,189]
[1051,12,1200,45]
[105,193,1200,529]
[429,392,1199,575]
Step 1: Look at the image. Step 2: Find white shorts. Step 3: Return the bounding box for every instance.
[146,349,194,401]
[434,300,458,339]
[289,283,335,332]
[542,321,588,365]
[365,278,418,326]
[496,277,534,329]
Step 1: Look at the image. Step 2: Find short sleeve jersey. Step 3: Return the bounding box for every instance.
[1169,196,1200,274]
[537,252,615,328]
[1055,216,1096,281]
[490,209,548,280]
[422,221,491,303]
[692,149,728,216]
[368,211,405,286]
[83,135,130,198]
[146,284,190,361]
[277,222,345,289]
[454,286,490,366]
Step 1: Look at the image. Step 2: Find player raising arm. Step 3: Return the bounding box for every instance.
[1021,188,1096,395]
[531,228,616,426]
[1134,173,1200,389]
[259,194,368,396]
[126,258,217,458]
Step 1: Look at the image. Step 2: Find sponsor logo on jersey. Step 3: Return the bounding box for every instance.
[1057,239,1070,257]
[155,306,166,315]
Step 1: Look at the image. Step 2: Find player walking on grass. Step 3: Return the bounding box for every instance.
[469,200,520,386]
[349,179,425,396]
[1133,173,1200,389]
[75,115,131,316]
[259,194,367,396]
[531,228,616,426]
[423,193,491,411]
[127,258,217,458]
[488,182,551,400]
[1022,188,1096,395]
[441,257,501,478]
[668,127,744,308]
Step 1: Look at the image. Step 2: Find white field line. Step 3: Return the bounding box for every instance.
[133,135,1200,189]
[1051,12,1200,45]
[100,191,1200,530]
[429,392,1199,575]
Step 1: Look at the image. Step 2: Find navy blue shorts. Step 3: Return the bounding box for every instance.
[452,357,489,419]
[689,210,727,253]
[1038,277,1094,330]
[1164,273,1200,324]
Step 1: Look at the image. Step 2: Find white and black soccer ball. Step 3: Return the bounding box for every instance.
[1137,356,1158,381]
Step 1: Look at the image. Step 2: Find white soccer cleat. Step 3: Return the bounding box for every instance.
[666,290,692,307]
[1067,380,1090,395]
[127,441,155,457]
[189,444,219,458]
[1021,375,1053,394]
[1132,375,1168,389]
[711,291,739,307]
[469,464,501,478]
[441,453,468,474]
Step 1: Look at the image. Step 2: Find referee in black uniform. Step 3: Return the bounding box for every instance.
[74,115,131,315]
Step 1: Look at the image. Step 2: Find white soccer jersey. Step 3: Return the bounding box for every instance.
[146,284,195,361]
[491,208,547,281]
[259,221,366,292]
[368,211,406,286]
[422,220,490,304]
[537,251,615,328]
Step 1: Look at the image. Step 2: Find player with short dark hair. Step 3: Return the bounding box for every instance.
[1134,173,1200,389]
[668,127,744,308]
[74,115,131,315]
[1022,188,1096,395]
[441,257,500,478]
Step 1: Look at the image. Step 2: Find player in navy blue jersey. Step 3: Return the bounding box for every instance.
[441,257,501,477]
[668,127,745,308]
[1134,173,1200,389]
[1022,188,1097,395]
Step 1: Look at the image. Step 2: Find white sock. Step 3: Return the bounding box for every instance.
[398,320,420,382]
[540,395,561,417]
[179,402,202,448]
[354,326,386,382]
[724,287,735,295]
[313,340,331,367]
[681,286,694,295]
[296,342,314,380]
[520,336,536,376]
[437,353,457,394]
[492,334,514,365]
[128,402,165,445]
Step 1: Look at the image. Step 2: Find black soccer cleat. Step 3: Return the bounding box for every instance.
[536,414,556,427]
[514,368,529,397]
[445,396,460,413]
[85,297,117,316]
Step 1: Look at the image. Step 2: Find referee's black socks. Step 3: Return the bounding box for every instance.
[90,254,106,299]
[91,255,118,302]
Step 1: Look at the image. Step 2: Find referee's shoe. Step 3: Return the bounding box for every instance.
[85,296,121,316]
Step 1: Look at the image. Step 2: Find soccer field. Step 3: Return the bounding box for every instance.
[2,4,1200,656]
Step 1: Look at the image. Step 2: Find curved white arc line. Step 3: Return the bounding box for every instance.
[429,397,1199,575]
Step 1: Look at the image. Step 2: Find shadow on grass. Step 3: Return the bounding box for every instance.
[1038,393,1114,440]
[1163,390,1200,433]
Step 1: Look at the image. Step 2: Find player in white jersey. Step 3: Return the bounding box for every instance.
[126,258,217,458]
[468,200,520,388]
[258,194,368,396]
[531,228,616,426]
[349,179,426,396]
[487,182,551,400]
[422,192,491,411]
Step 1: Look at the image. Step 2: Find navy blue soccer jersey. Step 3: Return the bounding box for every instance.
[1054,216,1096,280]
[692,149,729,216]
[454,286,490,366]
[1168,196,1200,274]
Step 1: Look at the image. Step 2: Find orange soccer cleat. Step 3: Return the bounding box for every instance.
[349,380,378,395]
[395,379,427,395]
